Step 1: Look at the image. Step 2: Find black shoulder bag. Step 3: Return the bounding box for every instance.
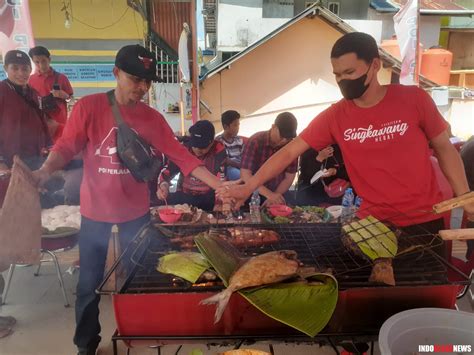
[40,71,60,112]
[106,90,162,182]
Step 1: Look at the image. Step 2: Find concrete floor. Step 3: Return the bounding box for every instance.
[0,263,360,355]
[0,247,472,355]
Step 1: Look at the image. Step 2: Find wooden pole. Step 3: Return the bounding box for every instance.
[439,229,474,241]
[190,0,199,123]
[414,0,421,86]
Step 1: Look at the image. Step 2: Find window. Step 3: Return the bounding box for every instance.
[305,1,318,8]
[328,2,340,15]
[262,0,294,18]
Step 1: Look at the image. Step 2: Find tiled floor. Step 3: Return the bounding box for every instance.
[0,245,472,355]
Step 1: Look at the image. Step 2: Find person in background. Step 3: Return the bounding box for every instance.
[216,110,247,181]
[297,145,349,205]
[224,32,474,237]
[460,136,474,259]
[0,50,54,204]
[0,49,55,340]
[29,46,81,205]
[240,112,298,206]
[32,45,226,355]
[28,46,73,140]
[157,120,227,211]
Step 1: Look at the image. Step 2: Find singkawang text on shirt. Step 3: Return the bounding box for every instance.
[344,121,409,143]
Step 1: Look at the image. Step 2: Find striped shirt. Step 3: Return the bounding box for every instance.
[216,135,246,164]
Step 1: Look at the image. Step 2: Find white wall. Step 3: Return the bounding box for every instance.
[367,9,441,47]
[420,16,442,49]
[345,19,383,43]
[151,83,193,134]
[217,2,289,52]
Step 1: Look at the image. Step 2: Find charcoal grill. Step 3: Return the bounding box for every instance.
[97,222,470,355]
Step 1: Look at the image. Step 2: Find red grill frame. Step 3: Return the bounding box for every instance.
[111,284,458,340]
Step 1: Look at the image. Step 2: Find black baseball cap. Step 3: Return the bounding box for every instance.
[189,120,215,148]
[4,50,31,66]
[275,112,297,139]
[115,44,159,81]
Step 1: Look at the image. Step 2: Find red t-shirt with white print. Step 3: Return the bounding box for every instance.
[300,85,448,227]
[52,93,202,223]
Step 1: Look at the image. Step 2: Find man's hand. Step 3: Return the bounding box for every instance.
[322,167,337,178]
[217,182,252,210]
[316,146,334,162]
[46,119,59,137]
[463,202,474,222]
[32,168,51,188]
[51,89,70,101]
[262,192,286,207]
[156,181,170,201]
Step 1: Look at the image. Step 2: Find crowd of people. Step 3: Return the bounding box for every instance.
[1,31,473,355]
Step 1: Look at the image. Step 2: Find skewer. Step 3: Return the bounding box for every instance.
[433,191,474,214]
[438,228,474,241]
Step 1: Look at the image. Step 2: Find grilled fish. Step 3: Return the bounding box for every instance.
[157,225,280,249]
[200,250,300,323]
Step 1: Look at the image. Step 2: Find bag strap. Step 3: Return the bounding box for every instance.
[53,70,59,87]
[106,90,126,127]
[5,80,52,145]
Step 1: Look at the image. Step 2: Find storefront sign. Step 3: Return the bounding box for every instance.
[0,63,115,81]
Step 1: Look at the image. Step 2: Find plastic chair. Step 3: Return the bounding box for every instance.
[2,233,78,307]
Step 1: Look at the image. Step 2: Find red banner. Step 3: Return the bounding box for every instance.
[0,0,35,56]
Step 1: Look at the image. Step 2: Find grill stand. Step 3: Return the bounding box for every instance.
[110,330,377,355]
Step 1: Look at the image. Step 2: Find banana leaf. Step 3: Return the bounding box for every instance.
[195,233,338,337]
[157,252,211,283]
[240,274,337,336]
[195,232,243,286]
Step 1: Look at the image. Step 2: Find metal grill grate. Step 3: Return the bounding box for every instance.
[103,220,458,295]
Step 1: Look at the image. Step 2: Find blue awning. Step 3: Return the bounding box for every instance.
[370,0,398,13]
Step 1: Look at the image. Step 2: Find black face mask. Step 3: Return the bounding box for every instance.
[337,63,372,100]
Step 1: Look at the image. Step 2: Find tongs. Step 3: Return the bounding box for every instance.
[432,191,474,241]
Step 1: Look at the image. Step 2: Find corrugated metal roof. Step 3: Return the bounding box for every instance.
[150,0,191,53]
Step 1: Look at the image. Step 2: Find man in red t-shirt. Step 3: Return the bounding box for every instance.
[225,32,473,230]
[28,46,73,140]
[33,45,225,355]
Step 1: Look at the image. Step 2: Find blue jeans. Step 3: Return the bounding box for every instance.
[73,213,150,350]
